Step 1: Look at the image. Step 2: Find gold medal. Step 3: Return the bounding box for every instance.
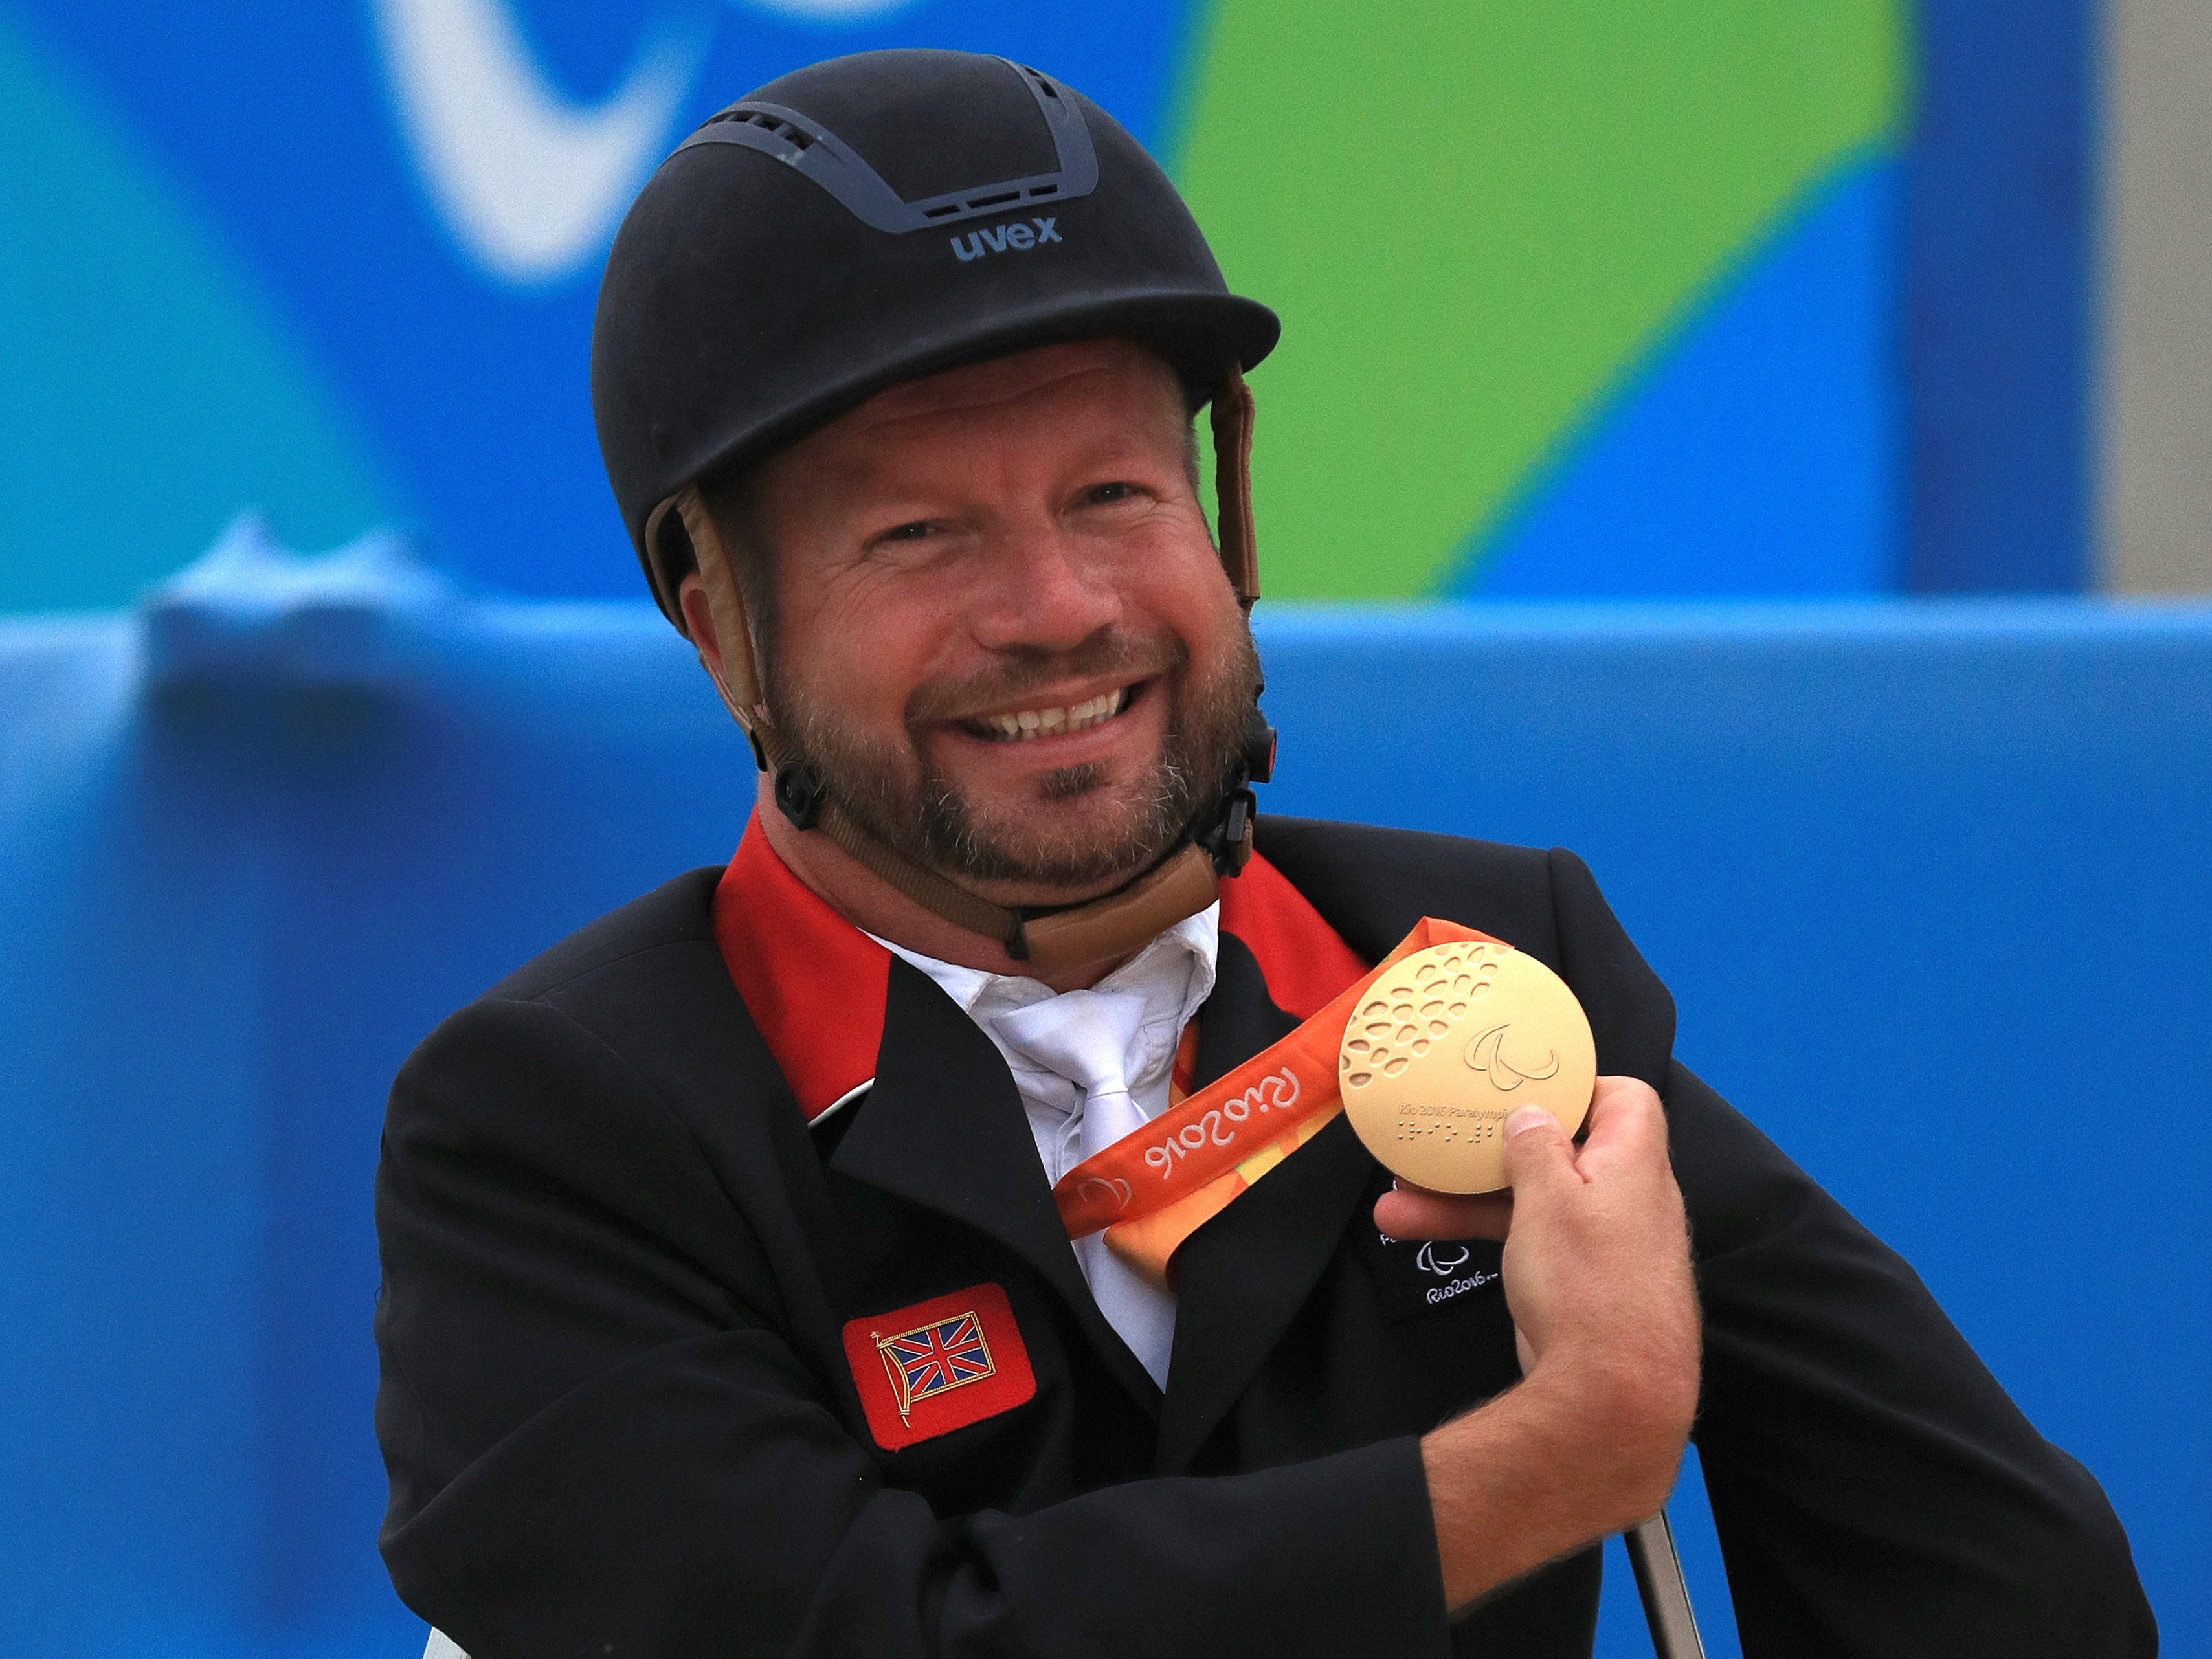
[1337,941,1596,1194]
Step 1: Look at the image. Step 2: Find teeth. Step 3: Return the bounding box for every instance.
[979,686,1128,741]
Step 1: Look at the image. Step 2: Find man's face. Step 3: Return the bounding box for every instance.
[738,339,1259,905]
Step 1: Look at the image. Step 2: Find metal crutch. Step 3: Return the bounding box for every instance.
[1625,1509,1707,1659]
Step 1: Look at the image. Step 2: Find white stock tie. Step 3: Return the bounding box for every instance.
[990,988,1179,1388]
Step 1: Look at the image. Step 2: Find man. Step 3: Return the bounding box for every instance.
[374,49,2154,1658]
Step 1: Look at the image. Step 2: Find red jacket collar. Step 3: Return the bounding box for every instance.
[713,816,891,1124]
[713,814,1369,1124]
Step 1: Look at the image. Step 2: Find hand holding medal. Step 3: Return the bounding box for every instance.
[1344,945,1706,1659]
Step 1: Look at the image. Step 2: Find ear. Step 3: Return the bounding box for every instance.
[678,572,731,687]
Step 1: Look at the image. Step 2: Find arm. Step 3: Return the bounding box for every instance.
[1383,849,2156,1656]
[375,997,1451,1659]
[1403,1086,1701,1616]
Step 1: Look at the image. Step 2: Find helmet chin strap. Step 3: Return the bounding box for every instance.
[656,366,1267,983]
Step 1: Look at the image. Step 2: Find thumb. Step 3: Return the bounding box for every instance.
[1500,1106,1580,1203]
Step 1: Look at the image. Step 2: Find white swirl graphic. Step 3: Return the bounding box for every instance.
[372,0,703,285]
[374,0,937,285]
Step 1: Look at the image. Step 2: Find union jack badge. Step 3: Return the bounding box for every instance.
[877,1311,994,1420]
[842,1283,1036,1451]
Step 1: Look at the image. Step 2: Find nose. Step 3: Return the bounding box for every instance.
[966,522,1123,656]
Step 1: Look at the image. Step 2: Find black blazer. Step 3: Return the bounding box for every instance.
[374,817,2153,1659]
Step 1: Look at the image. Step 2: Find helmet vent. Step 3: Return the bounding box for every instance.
[921,181,1060,220]
[676,59,1097,236]
[700,107,820,156]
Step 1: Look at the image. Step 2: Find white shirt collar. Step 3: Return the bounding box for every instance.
[872,904,1218,1062]
[870,902,1220,1161]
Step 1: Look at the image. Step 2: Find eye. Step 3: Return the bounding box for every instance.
[1078,481,1141,507]
[875,519,937,546]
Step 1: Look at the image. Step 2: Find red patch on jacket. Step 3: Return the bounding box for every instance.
[842,1283,1037,1451]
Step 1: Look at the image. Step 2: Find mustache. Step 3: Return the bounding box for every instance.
[906,629,1187,725]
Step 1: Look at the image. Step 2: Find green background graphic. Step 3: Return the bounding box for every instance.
[1172,0,1905,598]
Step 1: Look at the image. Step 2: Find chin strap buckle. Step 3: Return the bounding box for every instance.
[773,761,827,830]
[1201,787,1257,876]
[1193,704,1274,877]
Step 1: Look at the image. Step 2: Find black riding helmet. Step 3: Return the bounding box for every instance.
[591,47,1279,620]
[589,49,1280,979]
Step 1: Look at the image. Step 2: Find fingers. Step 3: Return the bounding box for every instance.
[1500,1104,1583,1200]
[1573,1076,1670,1176]
[1374,1183,1513,1241]
[1371,1079,1671,1240]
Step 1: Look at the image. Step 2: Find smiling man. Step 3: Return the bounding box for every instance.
[373,49,2154,1659]
[709,339,1263,931]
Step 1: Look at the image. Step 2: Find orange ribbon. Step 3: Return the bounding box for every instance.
[1051,917,1497,1287]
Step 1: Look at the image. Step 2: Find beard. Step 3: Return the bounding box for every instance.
[767,623,1261,895]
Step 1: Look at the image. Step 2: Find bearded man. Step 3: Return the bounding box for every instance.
[373,49,2153,1659]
